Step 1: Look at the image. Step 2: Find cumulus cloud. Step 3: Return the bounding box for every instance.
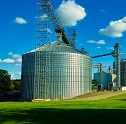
[56,0,86,26]
[10,73,15,79]
[99,16,126,38]
[122,16,126,22]
[15,17,27,24]
[87,40,106,44]
[97,40,106,44]
[1,52,22,66]
[8,52,21,59]
[2,58,15,64]
[15,59,22,63]
[8,52,22,66]
[9,72,21,79]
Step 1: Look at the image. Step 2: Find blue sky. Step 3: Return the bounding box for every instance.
[0,0,126,79]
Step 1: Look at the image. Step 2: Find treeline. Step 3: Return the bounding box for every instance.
[0,69,21,96]
[9,79,21,91]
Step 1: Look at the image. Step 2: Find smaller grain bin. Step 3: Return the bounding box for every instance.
[94,72,112,90]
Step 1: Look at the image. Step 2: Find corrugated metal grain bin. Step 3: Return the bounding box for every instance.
[21,40,92,100]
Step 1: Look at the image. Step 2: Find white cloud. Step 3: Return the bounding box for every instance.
[15,63,21,66]
[96,46,101,49]
[15,59,22,63]
[2,58,15,64]
[97,40,106,44]
[99,16,126,38]
[8,52,21,59]
[87,40,106,45]
[122,16,126,22]
[10,73,15,79]
[56,0,86,26]
[15,17,27,24]
[9,72,21,79]
[87,40,96,44]
[1,52,22,66]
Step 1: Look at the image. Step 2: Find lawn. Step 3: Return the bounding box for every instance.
[0,93,126,124]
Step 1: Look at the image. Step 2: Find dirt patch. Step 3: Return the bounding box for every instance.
[70,91,126,100]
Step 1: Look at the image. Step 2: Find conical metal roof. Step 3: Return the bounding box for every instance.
[30,40,83,54]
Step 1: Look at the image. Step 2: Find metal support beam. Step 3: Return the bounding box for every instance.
[91,52,114,58]
[38,0,70,44]
[114,43,120,87]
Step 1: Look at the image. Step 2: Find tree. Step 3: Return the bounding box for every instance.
[14,80,21,90]
[0,69,11,94]
[9,83,15,91]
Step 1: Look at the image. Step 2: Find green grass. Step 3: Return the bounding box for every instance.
[0,93,126,124]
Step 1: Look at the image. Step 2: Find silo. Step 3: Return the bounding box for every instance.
[94,72,112,90]
[120,59,126,86]
[21,40,92,100]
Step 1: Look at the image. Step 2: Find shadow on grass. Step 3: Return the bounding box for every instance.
[0,96,20,102]
[115,99,126,101]
[0,108,126,124]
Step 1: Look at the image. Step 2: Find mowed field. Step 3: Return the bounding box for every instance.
[0,92,126,124]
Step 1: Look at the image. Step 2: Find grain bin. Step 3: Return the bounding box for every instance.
[94,72,112,90]
[120,59,126,86]
[21,40,92,100]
